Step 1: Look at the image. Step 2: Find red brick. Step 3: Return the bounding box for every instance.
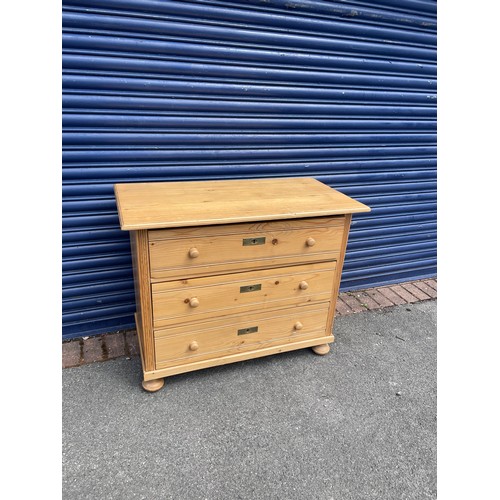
[377,287,407,305]
[365,288,395,308]
[124,330,140,357]
[424,279,437,291]
[340,293,365,313]
[413,280,437,299]
[82,336,105,364]
[103,333,126,360]
[62,340,82,368]
[401,282,432,301]
[354,291,382,310]
[390,285,420,303]
[336,296,354,315]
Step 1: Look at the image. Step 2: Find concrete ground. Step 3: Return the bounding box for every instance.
[62,300,436,500]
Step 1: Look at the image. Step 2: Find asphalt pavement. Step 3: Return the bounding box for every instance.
[62,300,436,500]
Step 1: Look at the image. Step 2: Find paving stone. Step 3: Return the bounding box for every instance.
[103,333,126,360]
[124,331,140,357]
[377,287,407,306]
[341,292,367,313]
[82,336,105,364]
[62,340,82,369]
[336,296,354,315]
[353,291,382,310]
[424,279,437,291]
[413,280,437,299]
[390,285,420,303]
[365,288,395,308]
[401,282,432,301]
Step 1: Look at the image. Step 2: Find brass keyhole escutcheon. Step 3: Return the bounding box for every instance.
[242,237,266,246]
[238,326,258,335]
[240,283,262,293]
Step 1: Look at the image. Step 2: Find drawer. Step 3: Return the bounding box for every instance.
[152,261,336,329]
[148,216,344,281]
[154,303,330,369]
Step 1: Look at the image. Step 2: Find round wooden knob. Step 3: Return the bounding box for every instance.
[299,281,309,290]
[188,247,199,258]
[294,321,303,331]
[189,341,199,351]
[189,297,200,308]
[305,237,316,247]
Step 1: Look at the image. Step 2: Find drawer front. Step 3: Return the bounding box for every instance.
[154,303,330,369]
[148,216,344,280]
[152,261,336,329]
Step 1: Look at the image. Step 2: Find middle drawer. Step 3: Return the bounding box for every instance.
[152,260,336,330]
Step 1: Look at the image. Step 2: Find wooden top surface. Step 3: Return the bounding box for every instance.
[114,177,370,230]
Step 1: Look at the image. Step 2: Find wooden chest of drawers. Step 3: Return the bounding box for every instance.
[114,177,370,392]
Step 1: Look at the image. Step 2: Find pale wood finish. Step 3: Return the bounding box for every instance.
[151,261,337,329]
[130,231,155,371]
[144,335,334,381]
[148,217,344,281]
[188,297,200,308]
[325,214,353,337]
[114,177,370,389]
[134,313,146,370]
[114,177,370,231]
[151,251,341,282]
[142,378,165,392]
[188,247,200,258]
[311,344,331,355]
[155,303,330,369]
[148,214,344,241]
[155,303,328,368]
[154,301,329,340]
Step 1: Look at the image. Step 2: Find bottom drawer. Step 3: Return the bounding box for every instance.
[154,303,330,369]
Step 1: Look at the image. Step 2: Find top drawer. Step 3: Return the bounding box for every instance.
[148,216,345,281]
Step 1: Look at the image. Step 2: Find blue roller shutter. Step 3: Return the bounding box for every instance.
[62,0,437,339]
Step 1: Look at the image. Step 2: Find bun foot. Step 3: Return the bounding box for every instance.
[142,378,165,392]
[312,344,331,355]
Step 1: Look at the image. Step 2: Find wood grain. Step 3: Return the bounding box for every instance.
[144,335,334,380]
[151,261,337,328]
[114,177,370,231]
[154,303,330,369]
[114,178,370,387]
[326,214,352,336]
[148,217,344,281]
[151,251,341,282]
[130,230,155,371]
[148,215,345,241]
[311,344,331,355]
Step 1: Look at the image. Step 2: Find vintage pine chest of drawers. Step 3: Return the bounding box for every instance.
[114,178,370,391]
